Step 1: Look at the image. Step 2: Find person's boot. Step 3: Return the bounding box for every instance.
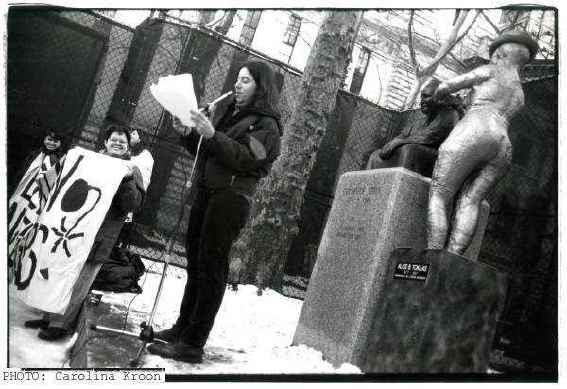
[147,341,203,363]
[38,327,69,341]
[24,319,49,329]
[153,327,179,343]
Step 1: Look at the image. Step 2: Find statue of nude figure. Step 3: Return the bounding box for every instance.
[427,30,538,255]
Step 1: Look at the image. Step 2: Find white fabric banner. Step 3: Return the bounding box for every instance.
[13,147,128,314]
[8,152,60,259]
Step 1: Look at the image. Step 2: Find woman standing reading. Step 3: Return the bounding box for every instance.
[148,61,282,363]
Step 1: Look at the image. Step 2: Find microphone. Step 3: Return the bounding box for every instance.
[200,91,234,114]
[210,91,234,105]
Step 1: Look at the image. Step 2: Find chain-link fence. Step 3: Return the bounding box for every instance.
[57,10,136,147]
[37,11,556,287]
[7,9,119,190]
[479,78,557,370]
[62,19,309,279]
[7,8,557,371]
[285,92,405,277]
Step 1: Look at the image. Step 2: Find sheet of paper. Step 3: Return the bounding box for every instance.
[150,73,198,127]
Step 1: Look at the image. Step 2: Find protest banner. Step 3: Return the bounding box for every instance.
[13,147,128,314]
[8,152,60,260]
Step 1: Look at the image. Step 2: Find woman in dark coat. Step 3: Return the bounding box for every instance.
[8,129,69,264]
[10,129,68,198]
[148,61,282,363]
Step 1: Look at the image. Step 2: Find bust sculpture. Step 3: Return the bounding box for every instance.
[379,78,464,161]
[366,79,463,177]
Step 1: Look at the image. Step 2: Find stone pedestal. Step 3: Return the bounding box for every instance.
[366,144,438,178]
[292,168,492,371]
[363,248,507,373]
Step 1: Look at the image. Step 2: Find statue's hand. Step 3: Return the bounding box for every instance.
[433,84,449,102]
[379,140,400,159]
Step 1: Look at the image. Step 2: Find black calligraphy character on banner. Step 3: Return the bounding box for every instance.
[46,155,84,212]
[50,178,102,258]
[14,222,49,290]
[19,168,41,214]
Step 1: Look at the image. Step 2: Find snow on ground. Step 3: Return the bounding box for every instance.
[8,287,77,368]
[9,259,361,374]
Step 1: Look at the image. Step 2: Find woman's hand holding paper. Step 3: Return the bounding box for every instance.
[189,109,215,139]
[172,116,192,136]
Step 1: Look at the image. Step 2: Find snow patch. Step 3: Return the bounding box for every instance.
[9,261,362,374]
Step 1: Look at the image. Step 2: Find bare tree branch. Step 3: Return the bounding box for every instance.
[407,10,420,73]
[512,11,520,27]
[454,10,482,45]
[404,10,482,109]
[536,10,545,40]
[446,51,467,70]
[431,9,482,65]
[479,10,501,34]
[453,9,461,25]
[418,10,470,78]
[205,11,226,29]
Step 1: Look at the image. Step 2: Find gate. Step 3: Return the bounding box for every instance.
[7,8,107,193]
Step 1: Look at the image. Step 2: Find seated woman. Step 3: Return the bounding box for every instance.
[8,129,69,272]
[115,127,154,248]
[24,124,145,341]
[128,127,154,192]
[377,78,464,160]
[366,79,463,173]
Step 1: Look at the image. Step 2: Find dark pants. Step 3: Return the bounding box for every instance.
[175,188,250,347]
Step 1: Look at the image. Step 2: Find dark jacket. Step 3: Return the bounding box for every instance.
[182,96,282,200]
[379,105,461,160]
[89,153,145,263]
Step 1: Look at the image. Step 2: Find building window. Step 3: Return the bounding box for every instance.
[350,47,371,95]
[239,10,262,46]
[95,10,117,18]
[283,14,301,47]
[355,47,370,73]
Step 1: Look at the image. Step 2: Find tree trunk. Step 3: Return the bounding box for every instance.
[229,11,363,290]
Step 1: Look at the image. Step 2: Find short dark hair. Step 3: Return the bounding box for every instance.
[42,129,69,155]
[105,124,131,144]
[238,61,279,113]
[44,129,64,141]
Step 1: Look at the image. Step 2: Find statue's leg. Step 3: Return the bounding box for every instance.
[428,183,453,249]
[448,154,510,255]
[427,149,466,250]
[427,135,489,250]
